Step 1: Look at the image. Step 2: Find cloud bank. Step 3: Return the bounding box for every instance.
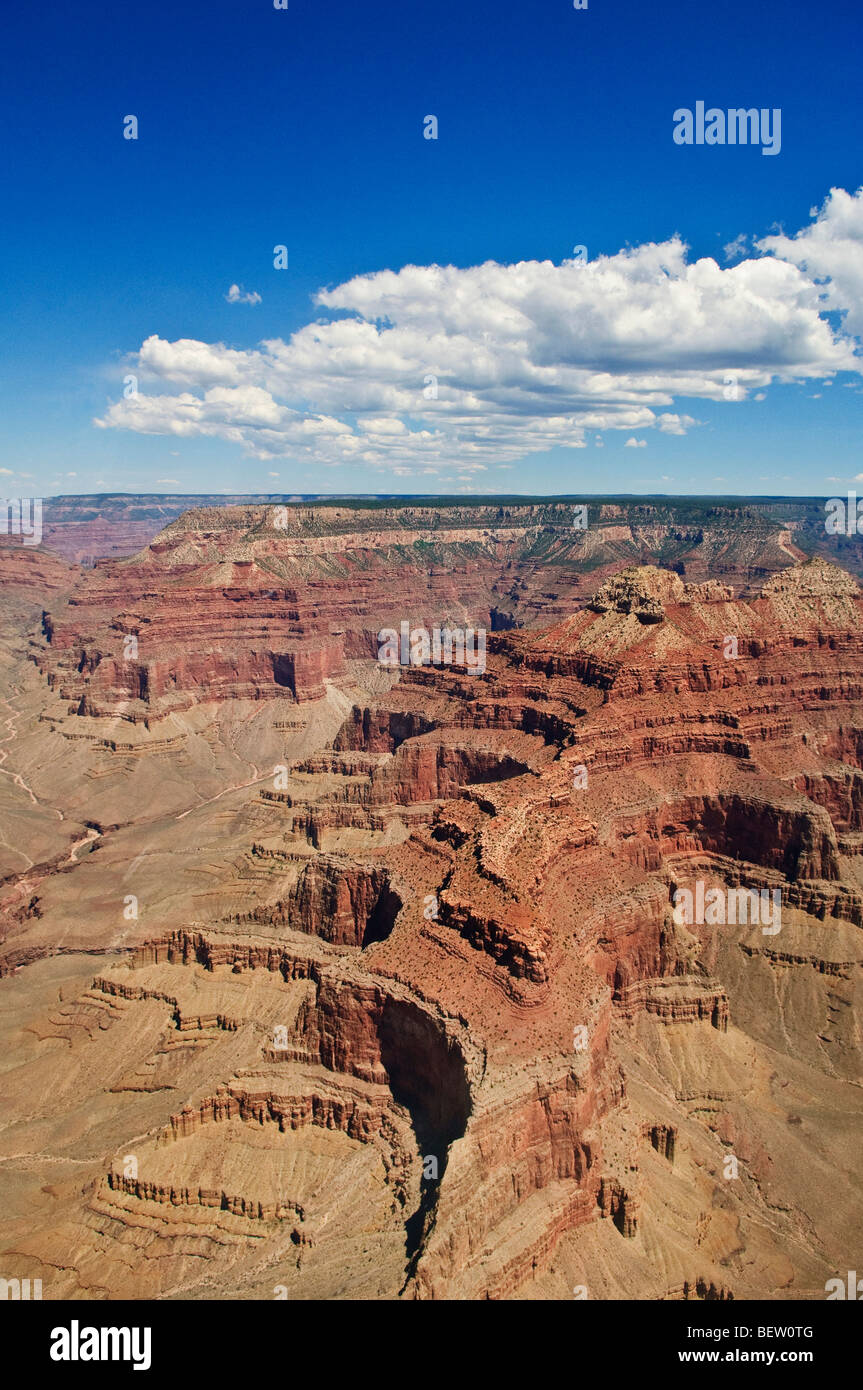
[96,188,863,473]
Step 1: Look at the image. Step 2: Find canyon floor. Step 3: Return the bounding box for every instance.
[0,500,861,1300]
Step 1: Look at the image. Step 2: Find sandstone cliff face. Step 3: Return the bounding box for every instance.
[29,502,838,720]
[237,858,403,947]
[0,542,75,595]
[28,493,863,585]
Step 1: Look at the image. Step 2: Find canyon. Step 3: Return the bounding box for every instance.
[0,498,861,1300]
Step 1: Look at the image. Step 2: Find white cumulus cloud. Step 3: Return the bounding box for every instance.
[225,284,262,306]
[95,190,863,474]
[758,187,863,337]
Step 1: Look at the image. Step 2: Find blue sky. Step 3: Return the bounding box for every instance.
[1,0,861,498]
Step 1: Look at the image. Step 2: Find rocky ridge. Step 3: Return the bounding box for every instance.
[0,526,861,1300]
